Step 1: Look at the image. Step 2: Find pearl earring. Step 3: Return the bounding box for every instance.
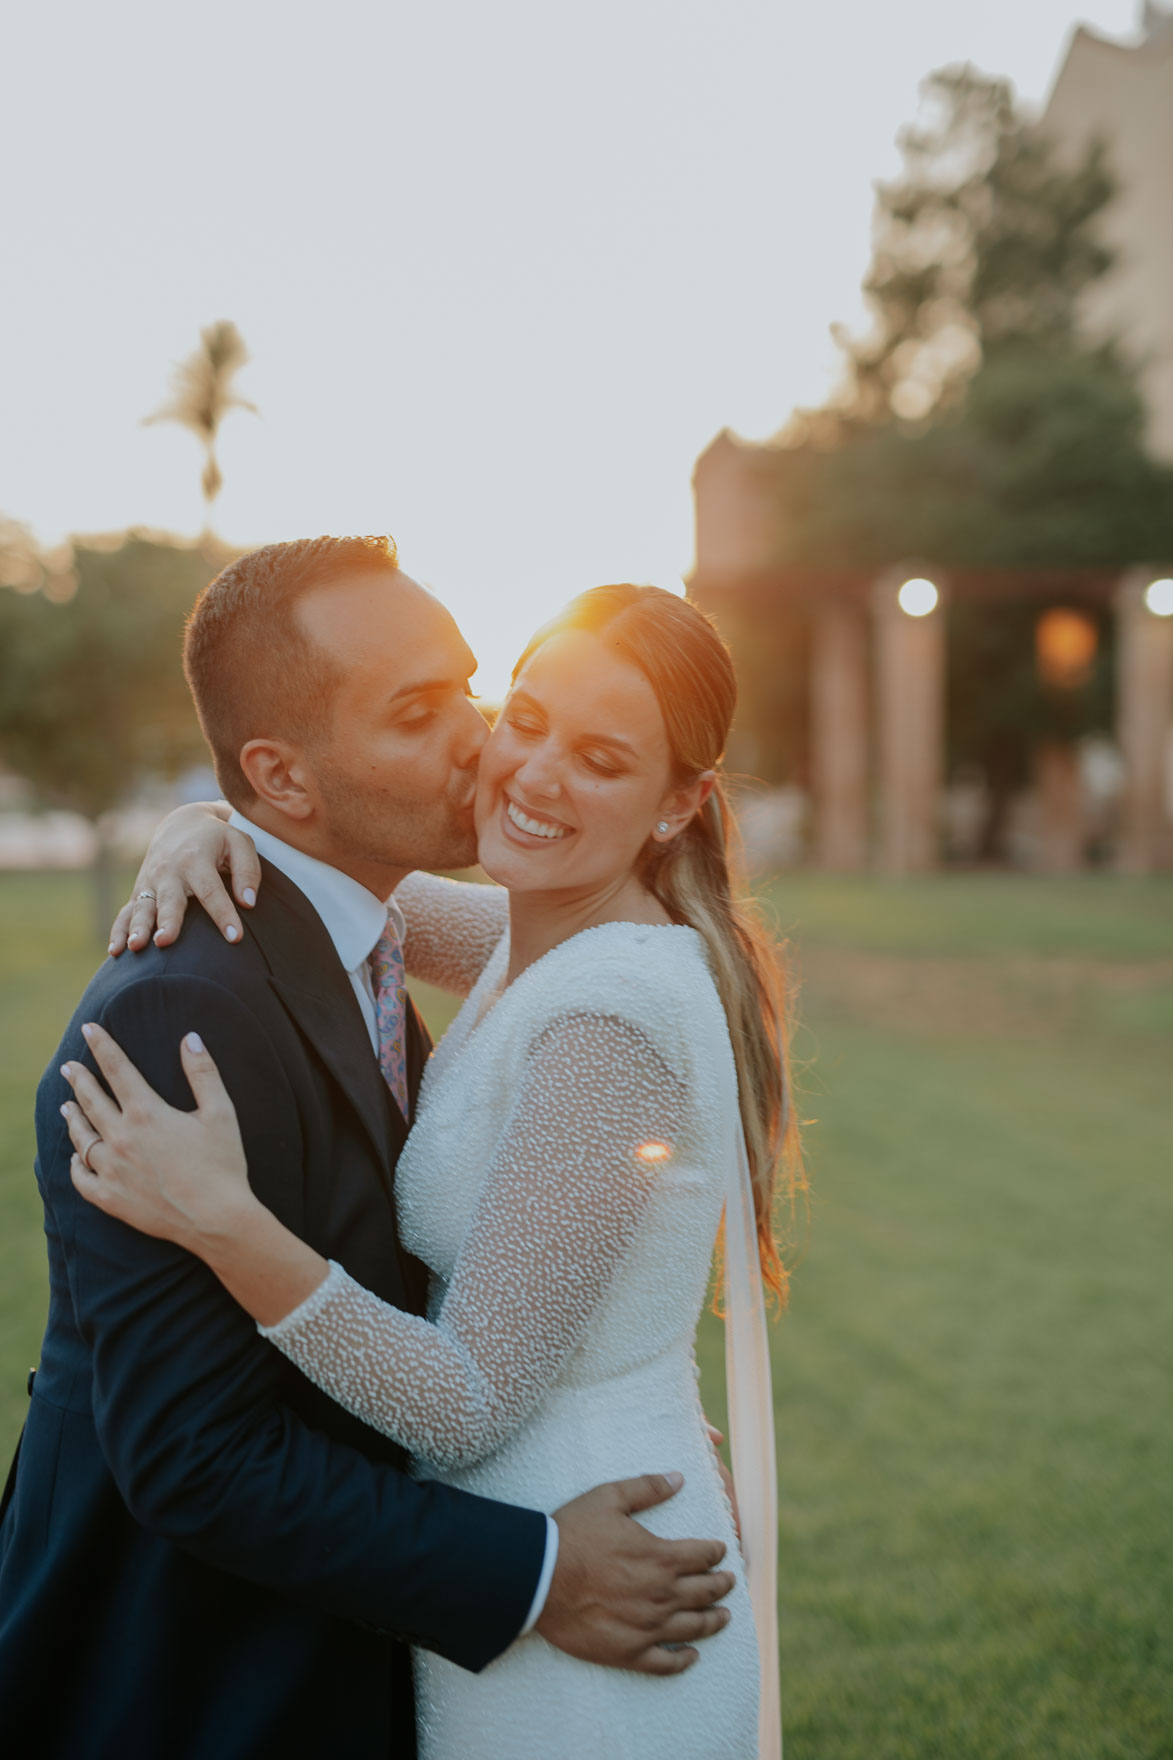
[656,821,670,836]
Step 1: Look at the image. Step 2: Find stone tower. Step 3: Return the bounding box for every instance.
[1043,6,1173,457]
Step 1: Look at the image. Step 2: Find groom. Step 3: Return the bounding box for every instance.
[0,536,733,1759]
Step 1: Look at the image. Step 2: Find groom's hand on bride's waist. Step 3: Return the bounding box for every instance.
[536,1473,734,1675]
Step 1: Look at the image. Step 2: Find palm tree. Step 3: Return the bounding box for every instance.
[144,321,257,536]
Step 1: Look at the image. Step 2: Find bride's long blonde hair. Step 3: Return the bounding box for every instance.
[513,584,804,1304]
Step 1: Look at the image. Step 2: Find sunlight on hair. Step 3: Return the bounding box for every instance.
[452,567,690,701]
[646,573,688,599]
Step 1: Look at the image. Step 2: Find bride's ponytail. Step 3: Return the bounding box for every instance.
[643,780,802,1303]
[512,584,805,1303]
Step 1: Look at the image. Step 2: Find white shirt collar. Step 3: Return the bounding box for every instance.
[228,810,402,975]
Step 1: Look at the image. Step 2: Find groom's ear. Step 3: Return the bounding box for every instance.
[239,738,316,823]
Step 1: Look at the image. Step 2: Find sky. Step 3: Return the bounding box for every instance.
[2,0,1145,693]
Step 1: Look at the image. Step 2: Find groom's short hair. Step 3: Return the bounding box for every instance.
[184,534,399,805]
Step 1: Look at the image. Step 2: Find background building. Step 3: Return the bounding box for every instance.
[691,6,1173,872]
[1044,4,1173,458]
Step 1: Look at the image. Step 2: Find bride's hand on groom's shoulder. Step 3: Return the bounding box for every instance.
[108,802,261,957]
[537,1474,734,1676]
[61,1021,255,1251]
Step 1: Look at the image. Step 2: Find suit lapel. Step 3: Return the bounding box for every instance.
[272,973,410,1167]
[246,861,409,1173]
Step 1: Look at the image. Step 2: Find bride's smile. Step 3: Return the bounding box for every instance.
[502,795,573,841]
[474,627,700,907]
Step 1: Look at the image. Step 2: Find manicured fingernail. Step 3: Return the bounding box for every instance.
[107,942,117,955]
[81,1024,94,1040]
[242,888,256,908]
[225,925,239,942]
[665,1471,684,1491]
[60,1064,71,1079]
[60,1103,69,1118]
[185,1033,204,1054]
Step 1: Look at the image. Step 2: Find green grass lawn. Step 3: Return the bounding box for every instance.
[2,869,1170,1758]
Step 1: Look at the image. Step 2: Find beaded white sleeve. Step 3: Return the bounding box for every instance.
[259,1011,685,1469]
[395,871,509,998]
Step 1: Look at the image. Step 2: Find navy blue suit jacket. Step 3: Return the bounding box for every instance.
[0,861,546,1759]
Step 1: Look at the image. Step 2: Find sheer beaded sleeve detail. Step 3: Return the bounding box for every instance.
[395,872,508,998]
[258,1011,686,1469]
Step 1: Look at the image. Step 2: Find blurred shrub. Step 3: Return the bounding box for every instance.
[0,533,219,930]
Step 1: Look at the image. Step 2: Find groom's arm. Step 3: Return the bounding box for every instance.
[49,968,545,1672]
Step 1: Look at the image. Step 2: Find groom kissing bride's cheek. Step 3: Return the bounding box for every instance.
[1,533,789,1760]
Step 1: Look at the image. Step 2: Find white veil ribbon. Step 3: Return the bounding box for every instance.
[724,1118,783,1760]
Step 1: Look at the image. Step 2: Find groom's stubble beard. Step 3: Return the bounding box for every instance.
[311,746,481,877]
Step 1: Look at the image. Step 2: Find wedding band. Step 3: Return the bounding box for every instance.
[136,890,158,902]
[81,1135,101,1174]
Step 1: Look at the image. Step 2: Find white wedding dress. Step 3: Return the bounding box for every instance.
[261,876,771,1760]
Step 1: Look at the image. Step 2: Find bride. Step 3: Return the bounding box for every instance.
[62,583,799,1760]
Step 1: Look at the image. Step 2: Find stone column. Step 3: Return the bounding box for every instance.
[1116,570,1173,872]
[810,603,869,869]
[873,573,946,874]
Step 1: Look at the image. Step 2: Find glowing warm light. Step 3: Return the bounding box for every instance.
[1144,578,1173,617]
[897,577,939,617]
[1035,608,1098,689]
[454,567,691,700]
[635,1140,673,1164]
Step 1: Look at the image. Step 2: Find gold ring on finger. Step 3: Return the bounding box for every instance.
[81,1134,102,1174]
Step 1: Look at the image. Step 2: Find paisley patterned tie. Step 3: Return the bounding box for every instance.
[369,917,410,1117]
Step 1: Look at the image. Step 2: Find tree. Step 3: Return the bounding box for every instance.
[832,65,1117,426]
[759,66,1173,855]
[784,348,1173,572]
[145,321,257,536]
[0,535,216,937]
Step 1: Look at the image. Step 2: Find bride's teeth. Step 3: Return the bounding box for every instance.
[505,799,568,840]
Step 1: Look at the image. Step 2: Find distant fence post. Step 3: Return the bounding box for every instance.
[811,602,869,870]
[873,570,945,875]
[1116,570,1173,873]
